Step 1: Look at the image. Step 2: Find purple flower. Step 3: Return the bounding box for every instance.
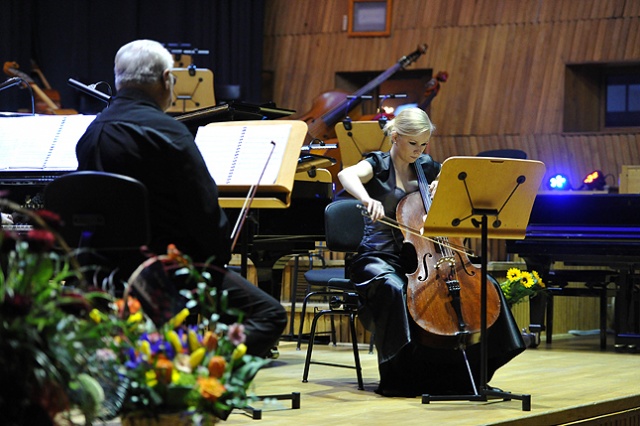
[227,323,246,346]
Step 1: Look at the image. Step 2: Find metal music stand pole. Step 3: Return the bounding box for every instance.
[419,156,545,412]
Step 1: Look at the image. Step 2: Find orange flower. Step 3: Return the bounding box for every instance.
[202,331,218,352]
[154,355,173,385]
[197,377,226,402]
[207,355,226,378]
[115,297,142,315]
[166,243,189,266]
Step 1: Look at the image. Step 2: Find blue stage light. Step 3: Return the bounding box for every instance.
[548,174,570,190]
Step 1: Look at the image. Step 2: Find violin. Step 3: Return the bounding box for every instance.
[396,160,501,349]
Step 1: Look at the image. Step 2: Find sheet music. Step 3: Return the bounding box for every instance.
[194,123,291,185]
[0,114,96,170]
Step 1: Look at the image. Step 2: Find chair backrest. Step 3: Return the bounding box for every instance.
[324,199,365,253]
[476,149,527,159]
[215,84,242,103]
[44,171,150,250]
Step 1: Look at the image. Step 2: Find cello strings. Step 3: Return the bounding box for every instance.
[356,204,474,256]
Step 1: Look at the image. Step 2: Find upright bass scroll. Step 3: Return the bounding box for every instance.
[290,44,428,143]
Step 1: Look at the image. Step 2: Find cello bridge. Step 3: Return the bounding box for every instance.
[435,256,456,270]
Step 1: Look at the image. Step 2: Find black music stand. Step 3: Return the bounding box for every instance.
[420,156,545,411]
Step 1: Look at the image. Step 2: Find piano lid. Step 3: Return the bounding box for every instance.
[173,101,296,136]
[529,193,640,225]
[523,192,640,238]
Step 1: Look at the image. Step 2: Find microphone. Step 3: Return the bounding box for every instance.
[378,93,408,99]
[378,93,407,111]
[67,78,111,104]
[0,77,24,93]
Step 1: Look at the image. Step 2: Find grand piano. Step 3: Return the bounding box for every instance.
[506,192,640,348]
[1,104,335,304]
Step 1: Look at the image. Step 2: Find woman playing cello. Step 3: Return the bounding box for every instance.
[337,107,525,397]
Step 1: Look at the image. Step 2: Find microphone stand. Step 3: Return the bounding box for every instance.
[67,78,112,105]
[0,77,35,115]
[342,95,373,130]
[0,77,24,92]
[377,93,407,128]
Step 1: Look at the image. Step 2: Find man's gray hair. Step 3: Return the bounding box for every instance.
[114,39,173,89]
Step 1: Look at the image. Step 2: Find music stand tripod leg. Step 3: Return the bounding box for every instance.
[477,214,531,410]
[421,214,531,410]
[419,157,545,412]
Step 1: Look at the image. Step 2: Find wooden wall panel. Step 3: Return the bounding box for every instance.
[264,0,640,261]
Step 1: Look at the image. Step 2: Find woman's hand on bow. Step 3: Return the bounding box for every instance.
[363,197,385,222]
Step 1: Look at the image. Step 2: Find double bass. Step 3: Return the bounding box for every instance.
[291,44,428,144]
[291,45,428,190]
[396,160,501,349]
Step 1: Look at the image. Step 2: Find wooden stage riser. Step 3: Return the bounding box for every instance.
[282,262,607,344]
[283,296,605,345]
[233,257,607,344]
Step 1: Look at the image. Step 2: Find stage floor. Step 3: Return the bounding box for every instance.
[224,335,640,425]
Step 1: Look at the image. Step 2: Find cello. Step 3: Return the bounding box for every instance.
[396,159,501,349]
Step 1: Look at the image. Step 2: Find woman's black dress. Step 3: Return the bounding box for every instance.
[350,151,525,397]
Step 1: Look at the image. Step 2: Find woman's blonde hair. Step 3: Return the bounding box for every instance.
[383,107,435,137]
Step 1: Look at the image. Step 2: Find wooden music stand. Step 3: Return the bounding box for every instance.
[421,156,545,411]
[196,120,307,280]
[167,67,215,113]
[197,120,308,208]
[335,121,390,168]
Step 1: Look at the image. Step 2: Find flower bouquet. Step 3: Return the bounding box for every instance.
[499,267,546,307]
[105,244,270,425]
[1,195,270,425]
[0,199,119,425]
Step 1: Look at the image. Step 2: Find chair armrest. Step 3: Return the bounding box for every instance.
[327,278,354,290]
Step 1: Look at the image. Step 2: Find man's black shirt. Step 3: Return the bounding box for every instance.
[76,88,231,265]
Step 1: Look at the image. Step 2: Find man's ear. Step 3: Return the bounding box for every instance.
[163,70,171,90]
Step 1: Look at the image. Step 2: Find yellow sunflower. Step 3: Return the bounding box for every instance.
[506,267,522,281]
[520,271,534,288]
[532,270,545,287]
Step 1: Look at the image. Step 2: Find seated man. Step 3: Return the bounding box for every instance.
[75,39,286,358]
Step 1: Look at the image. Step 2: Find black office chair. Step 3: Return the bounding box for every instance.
[476,149,527,159]
[44,171,150,288]
[298,198,367,390]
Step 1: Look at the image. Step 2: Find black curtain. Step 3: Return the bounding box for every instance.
[0,0,265,114]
